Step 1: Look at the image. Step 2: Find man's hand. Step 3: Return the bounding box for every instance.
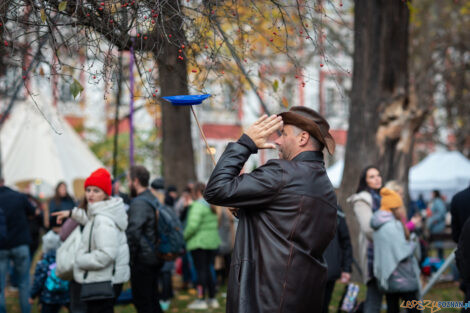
[411,214,423,228]
[51,210,70,224]
[245,114,283,149]
[340,272,351,284]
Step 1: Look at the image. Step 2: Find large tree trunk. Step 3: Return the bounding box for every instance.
[338,0,421,282]
[156,0,196,193]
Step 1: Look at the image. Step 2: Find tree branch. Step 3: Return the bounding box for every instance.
[211,15,271,116]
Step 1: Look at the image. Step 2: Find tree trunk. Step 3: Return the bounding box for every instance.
[338,0,416,282]
[156,0,196,193]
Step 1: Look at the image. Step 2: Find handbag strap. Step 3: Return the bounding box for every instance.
[83,220,95,280]
[83,219,116,280]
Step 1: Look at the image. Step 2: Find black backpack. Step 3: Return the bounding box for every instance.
[140,197,185,261]
[455,217,470,281]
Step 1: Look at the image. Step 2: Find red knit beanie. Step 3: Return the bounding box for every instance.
[84,168,112,196]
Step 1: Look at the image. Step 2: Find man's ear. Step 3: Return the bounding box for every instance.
[299,131,310,147]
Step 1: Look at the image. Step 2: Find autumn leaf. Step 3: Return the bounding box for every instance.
[40,9,46,23]
[282,97,289,108]
[70,79,84,99]
[272,79,279,92]
[58,1,67,12]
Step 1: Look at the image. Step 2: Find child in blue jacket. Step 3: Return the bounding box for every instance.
[29,217,69,313]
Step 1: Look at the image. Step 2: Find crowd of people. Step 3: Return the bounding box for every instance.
[0,106,468,313]
[0,166,235,313]
[341,166,468,313]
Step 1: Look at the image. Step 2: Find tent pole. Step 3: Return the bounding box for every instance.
[129,45,135,166]
[112,52,123,179]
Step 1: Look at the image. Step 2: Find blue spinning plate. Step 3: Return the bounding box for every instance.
[162,94,211,105]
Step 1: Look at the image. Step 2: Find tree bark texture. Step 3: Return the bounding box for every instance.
[338,0,426,282]
[157,0,196,193]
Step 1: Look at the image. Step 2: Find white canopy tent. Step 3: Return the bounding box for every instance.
[409,150,470,202]
[0,101,103,197]
[327,159,344,189]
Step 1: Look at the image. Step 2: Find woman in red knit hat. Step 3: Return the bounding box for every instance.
[53,168,130,313]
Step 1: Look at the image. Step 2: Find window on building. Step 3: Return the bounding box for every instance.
[0,66,25,100]
[325,87,337,118]
[59,77,74,102]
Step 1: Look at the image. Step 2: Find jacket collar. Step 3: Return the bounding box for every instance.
[0,186,11,192]
[292,150,324,163]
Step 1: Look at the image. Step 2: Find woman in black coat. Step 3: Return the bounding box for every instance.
[48,182,75,228]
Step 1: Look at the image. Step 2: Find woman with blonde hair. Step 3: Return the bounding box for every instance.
[384,180,422,232]
[371,188,420,313]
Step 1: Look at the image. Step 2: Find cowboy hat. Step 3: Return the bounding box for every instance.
[278,106,335,155]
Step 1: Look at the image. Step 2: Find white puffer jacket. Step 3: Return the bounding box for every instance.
[71,197,130,284]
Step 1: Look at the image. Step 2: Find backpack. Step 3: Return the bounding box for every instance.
[141,197,185,261]
[45,262,69,292]
[383,256,419,293]
[456,217,470,281]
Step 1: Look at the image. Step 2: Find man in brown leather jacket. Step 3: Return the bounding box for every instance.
[204,107,338,313]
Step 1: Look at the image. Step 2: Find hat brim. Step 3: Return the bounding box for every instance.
[279,111,335,155]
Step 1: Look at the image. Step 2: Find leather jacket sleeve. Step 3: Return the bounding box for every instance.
[204,141,284,208]
[125,200,144,258]
[126,197,157,264]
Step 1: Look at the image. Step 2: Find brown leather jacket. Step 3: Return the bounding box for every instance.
[204,140,337,313]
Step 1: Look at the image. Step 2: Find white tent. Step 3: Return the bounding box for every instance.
[327,159,344,189]
[409,150,470,202]
[0,101,103,197]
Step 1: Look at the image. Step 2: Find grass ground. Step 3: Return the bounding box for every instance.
[5,248,463,312]
[5,276,464,313]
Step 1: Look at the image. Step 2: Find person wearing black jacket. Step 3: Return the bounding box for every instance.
[0,178,35,313]
[25,194,44,261]
[450,185,470,312]
[204,108,338,313]
[126,166,163,313]
[451,186,470,243]
[48,182,75,214]
[322,207,353,313]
